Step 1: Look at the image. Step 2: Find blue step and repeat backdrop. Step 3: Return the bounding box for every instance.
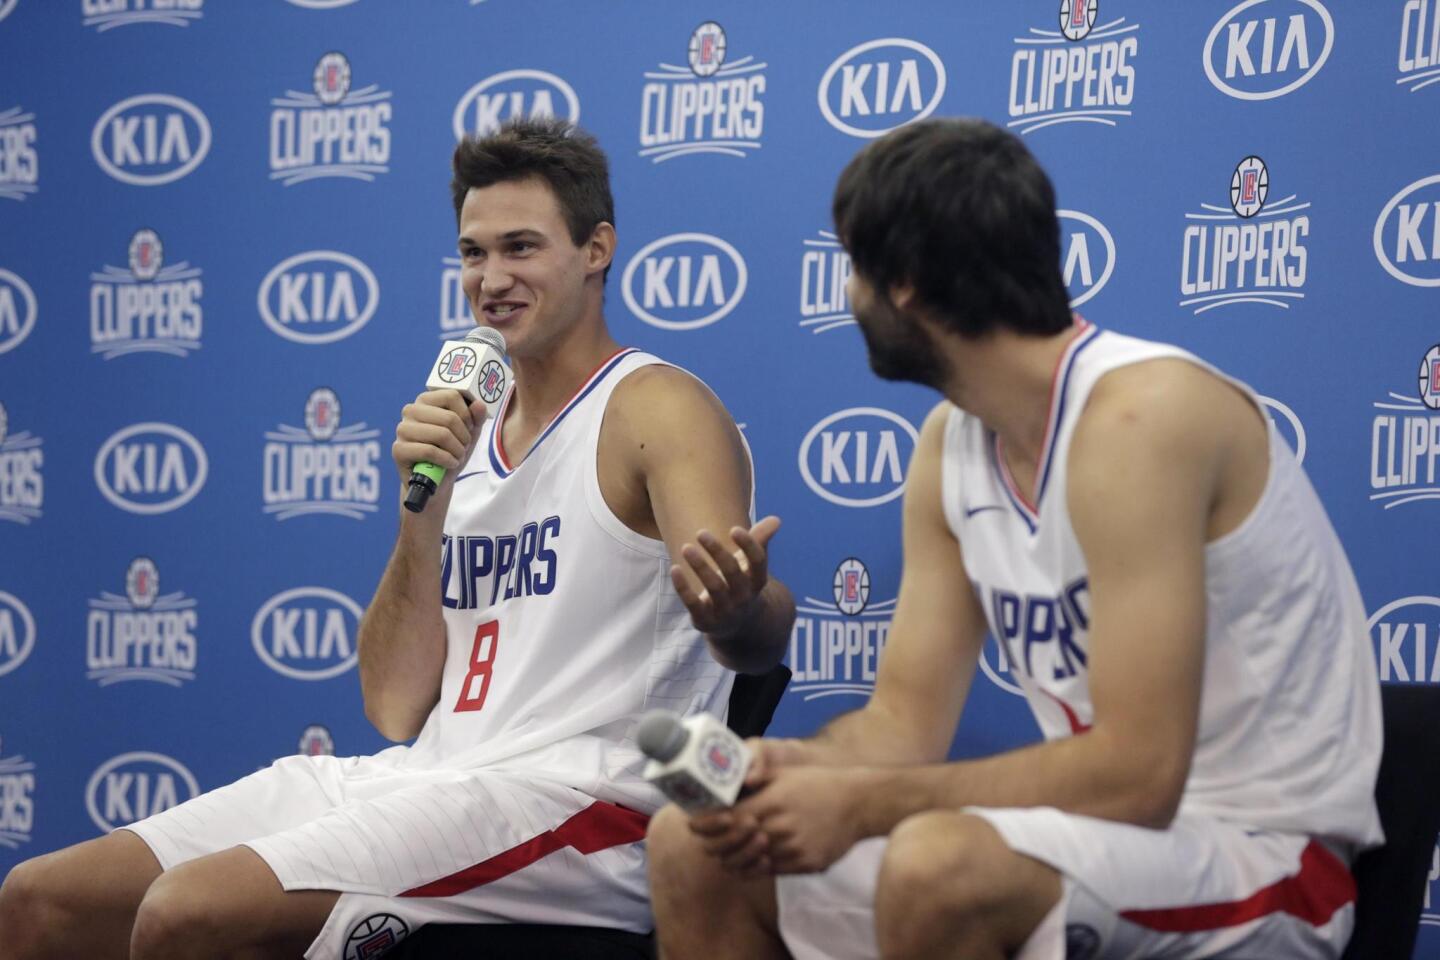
[0,0,1437,951]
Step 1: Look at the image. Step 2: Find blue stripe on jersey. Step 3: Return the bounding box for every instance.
[1033,324,1100,508]
[990,432,1038,535]
[487,348,641,480]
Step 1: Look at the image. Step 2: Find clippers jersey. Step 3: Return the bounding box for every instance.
[942,323,1383,848]
[399,348,735,813]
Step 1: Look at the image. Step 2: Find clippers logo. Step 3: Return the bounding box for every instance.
[258,250,379,344]
[438,256,472,338]
[85,751,198,833]
[82,0,204,32]
[263,388,381,521]
[799,407,917,508]
[0,267,37,354]
[91,229,203,359]
[1373,174,1440,287]
[1007,2,1139,135]
[0,591,36,678]
[87,557,197,687]
[833,557,870,616]
[0,403,43,524]
[478,360,507,403]
[1369,596,1440,683]
[1370,346,1440,510]
[95,422,207,515]
[270,52,392,186]
[621,233,747,330]
[345,914,410,960]
[818,38,946,139]
[1058,210,1115,308]
[442,518,562,609]
[1179,157,1309,314]
[798,231,852,335]
[298,724,334,756]
[1259,395,1307,463]
[1400,2,1440,93]
[0,105,37,200]
[978,578,1092,690]
[251,586,363,680]
[92,94,211,186]
[0,738,35,850]
[699,734,741,783]
[438,345,478,384]
[1204,0,1334,101]
[638,22,765,164]
[789,558,895,700]
[452,69,580,140]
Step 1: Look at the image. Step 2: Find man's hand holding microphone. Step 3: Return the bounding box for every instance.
[392,327,510,515]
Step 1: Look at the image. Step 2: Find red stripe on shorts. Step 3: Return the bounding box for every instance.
[399,801,649,898]
[1119,839,1355,932]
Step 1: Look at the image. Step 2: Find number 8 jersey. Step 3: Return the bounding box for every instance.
[399,348,735,815]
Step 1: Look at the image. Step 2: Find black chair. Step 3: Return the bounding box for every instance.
[390,664,792,959]
[1340,684,1440,960]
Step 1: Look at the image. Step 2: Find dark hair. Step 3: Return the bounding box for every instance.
[832,118,1072,338]
[451,117,614,268]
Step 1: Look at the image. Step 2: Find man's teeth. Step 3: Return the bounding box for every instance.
[491,305,517,316]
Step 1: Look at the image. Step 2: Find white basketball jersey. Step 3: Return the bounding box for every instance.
[399,349,734,813]
[942,323,1383,847]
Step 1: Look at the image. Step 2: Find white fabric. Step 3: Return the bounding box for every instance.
[775,808,1356,960]
[941,325,1382,848]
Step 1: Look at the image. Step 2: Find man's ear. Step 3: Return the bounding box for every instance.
[888,281,918,312]
[586,222,616,276]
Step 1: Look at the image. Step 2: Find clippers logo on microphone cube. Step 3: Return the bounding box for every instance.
[478,360,507,403]
[438,345,477,383]
[700,733,741,783]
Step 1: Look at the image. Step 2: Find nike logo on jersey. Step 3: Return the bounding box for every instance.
[455,470,488,483]
[964,503,1004,518]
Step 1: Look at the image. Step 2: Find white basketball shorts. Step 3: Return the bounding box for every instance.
[123,753,652,959]
[775,806,1357,960]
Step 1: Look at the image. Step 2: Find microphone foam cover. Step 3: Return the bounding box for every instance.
[636,710,689,763]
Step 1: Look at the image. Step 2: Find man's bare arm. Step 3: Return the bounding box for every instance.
[788,363,1217,834]
[608,366,794,673]
[358,389,486,741]
[795,402,988,767]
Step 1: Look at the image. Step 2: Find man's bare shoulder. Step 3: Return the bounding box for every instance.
[1079,357,1250,452]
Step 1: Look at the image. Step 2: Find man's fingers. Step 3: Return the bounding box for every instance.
[670,565,713,621]
[682,544,731,606]
[749,515,781,548]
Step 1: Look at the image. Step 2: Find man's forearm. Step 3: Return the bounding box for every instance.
[357,514,448,740]
[846,727,1188,839]
[706,578,795,674]
[799,697,941,767]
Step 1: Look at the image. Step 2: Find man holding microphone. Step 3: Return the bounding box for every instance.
[0,118,793,959]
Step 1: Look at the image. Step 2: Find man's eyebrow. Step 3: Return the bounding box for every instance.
[458,228,546,246]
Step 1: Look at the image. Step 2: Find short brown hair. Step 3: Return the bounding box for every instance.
[451,118,614,256]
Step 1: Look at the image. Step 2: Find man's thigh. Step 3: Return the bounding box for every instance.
[774,808,1358,960]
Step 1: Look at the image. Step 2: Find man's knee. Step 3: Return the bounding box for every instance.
[0,857,57,955]
[879,811,1002,918]
[130,869,220,960]
[877,812,1060,954]
[647,805,711,884]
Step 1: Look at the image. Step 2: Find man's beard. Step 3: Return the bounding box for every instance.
[855,301,948,389]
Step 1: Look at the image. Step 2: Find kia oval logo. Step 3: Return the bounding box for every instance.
[257,250,379,344]
[818,38,946,138]
[94,422,208,515]
[91,94,212,186]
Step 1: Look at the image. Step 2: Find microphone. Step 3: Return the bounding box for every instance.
[404,326,510,514]
[637,710,751,813]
